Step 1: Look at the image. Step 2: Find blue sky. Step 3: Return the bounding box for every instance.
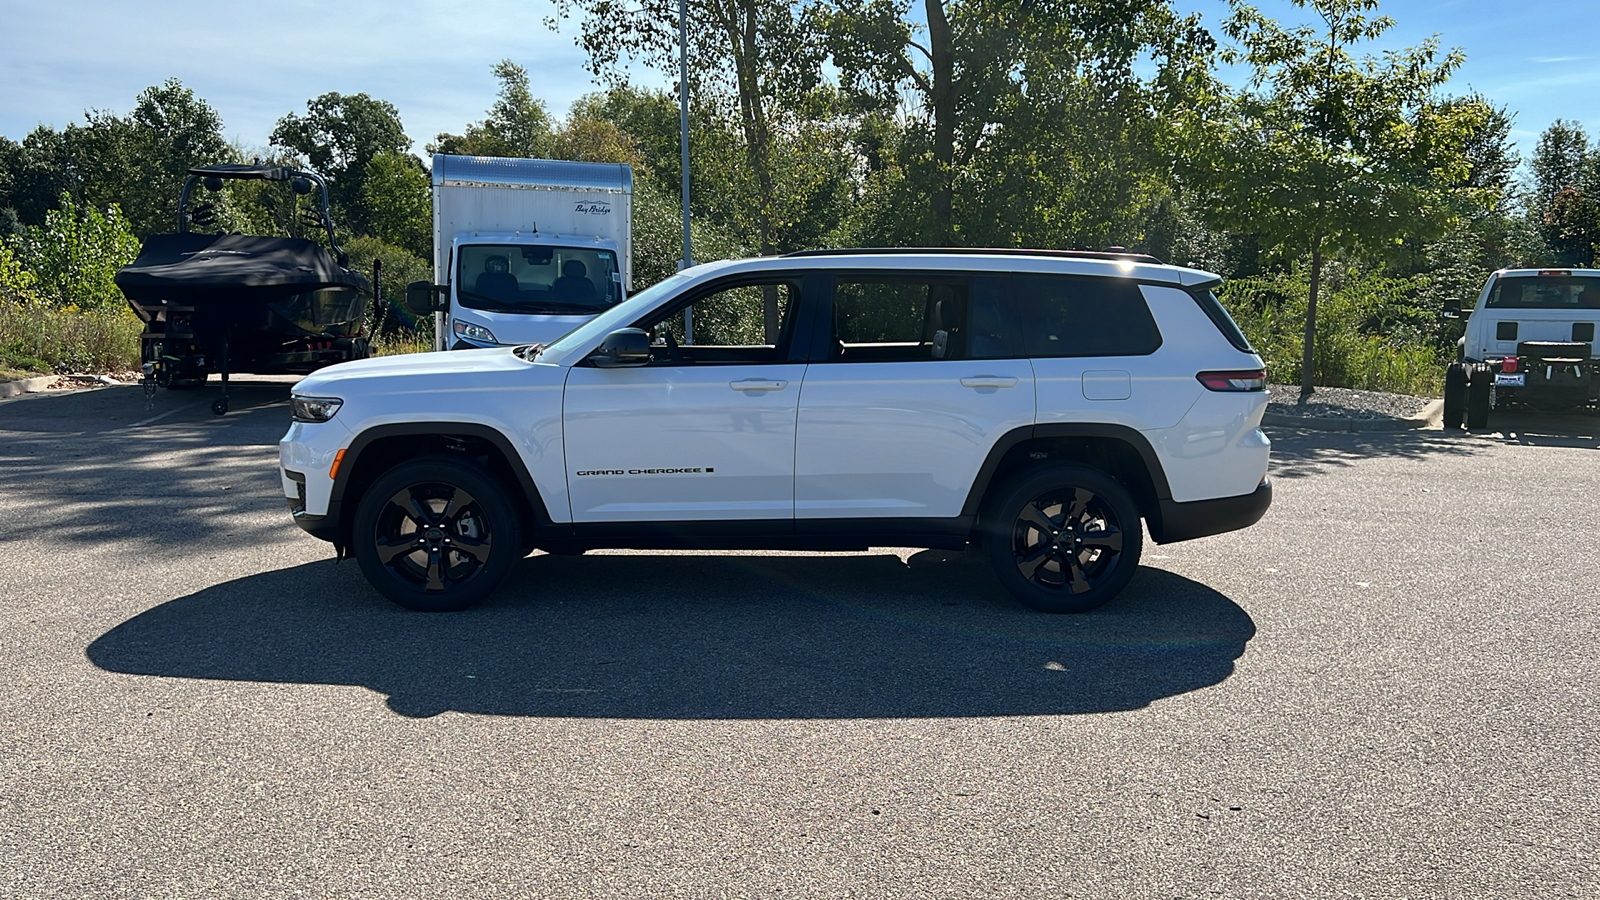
[1,0,1595,162]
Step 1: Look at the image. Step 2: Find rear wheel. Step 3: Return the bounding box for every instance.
[1466,364,1492,429]
[984,463,1142,614]
[1443,362,1467,429]
[352,456,523,611]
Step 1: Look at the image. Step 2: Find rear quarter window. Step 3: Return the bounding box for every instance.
[1011,275,1162,357]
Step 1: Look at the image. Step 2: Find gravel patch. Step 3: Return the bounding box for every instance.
[1266,383,1433,420]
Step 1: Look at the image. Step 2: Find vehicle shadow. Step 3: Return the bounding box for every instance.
[87,550,1256,720]
[1475,409,1600,450]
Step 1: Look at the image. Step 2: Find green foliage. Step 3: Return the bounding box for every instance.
[0,241,39,305]
[1178,0,1482,392]
[341,235,435,341]
[361,151,431,259]
[0,301,143,374]
[1221,270,1446,395]
[431,61,554,158]
[271,92,411,234]
[12,193,141,311]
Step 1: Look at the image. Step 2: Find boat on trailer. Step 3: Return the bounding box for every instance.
[116,163,373,415]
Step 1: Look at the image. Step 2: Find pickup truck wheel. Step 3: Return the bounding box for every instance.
[352,457,522,612]
[1466,364,1492,429]
[984,464,1142,614]
[1443,362,1467,429]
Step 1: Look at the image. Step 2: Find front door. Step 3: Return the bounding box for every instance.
[563,278,807,522]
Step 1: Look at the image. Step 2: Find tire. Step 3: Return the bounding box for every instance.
[1443,362,1467,429]
[352,456,523,611]
[1466,364,1491,429]
[983,463,1143,614]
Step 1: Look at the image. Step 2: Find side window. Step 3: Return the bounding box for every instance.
[1013,275,1161,358]
[830,275,1006,362]
[642,280,797,365]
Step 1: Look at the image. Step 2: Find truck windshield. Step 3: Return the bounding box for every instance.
[1487,276,1600,310]
[457,244,622,314]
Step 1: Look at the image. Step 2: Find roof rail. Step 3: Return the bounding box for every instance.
[781,247,1164,264]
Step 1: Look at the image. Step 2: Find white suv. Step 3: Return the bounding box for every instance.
[280,249,1271,613]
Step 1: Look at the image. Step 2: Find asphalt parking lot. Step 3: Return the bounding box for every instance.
[2,379,1596,898]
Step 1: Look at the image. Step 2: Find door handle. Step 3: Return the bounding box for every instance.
[730,378,788,392]
[960,376,1019,389]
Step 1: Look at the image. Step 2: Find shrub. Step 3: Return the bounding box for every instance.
[1220,269,1447,396]
[0,302,144,373]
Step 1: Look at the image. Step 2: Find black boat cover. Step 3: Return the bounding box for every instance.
[115,233,369,303]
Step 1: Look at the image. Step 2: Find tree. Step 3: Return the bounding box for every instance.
[271,92,410,233]
[12,192,141,311]
[71,79,232,236]
[1528,121,1599,266]
[431,61,554,159]
[361,151,431,259]
[1177,0,1482,395]
[822,0,1210,247]
[550,0,833,257]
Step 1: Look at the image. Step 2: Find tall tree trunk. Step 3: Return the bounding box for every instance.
[718,2,781,333]
[1300,237,1324,397]
[926,0,956,245]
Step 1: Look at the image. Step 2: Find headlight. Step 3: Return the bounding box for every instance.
[291,395,344,423]
[453,319,498,343]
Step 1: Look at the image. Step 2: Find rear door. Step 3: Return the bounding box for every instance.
[793,272,1034,521]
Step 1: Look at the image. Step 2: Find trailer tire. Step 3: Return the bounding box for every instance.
[1443,363,1467,429]
[1466,364,1491,429]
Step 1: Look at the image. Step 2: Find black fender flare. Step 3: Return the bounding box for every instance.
[329,422,552,536]
[960,422,1173,518]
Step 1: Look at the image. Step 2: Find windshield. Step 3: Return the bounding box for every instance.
[457,243,621,314]
[1487,275,1600,310]
[540,271,699,364]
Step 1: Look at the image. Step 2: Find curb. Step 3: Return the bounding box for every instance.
[1262,399,1443,433]
[0,374,122,400]
[0,375,61,399]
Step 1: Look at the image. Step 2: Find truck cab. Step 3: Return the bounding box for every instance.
[446,233,624,349]
[426,155,633,350]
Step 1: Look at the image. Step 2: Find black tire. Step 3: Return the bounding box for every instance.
[352,456,523,611]
[983,463,1142,614]
[1466,364,1491,429]
[1443,362,1467,429]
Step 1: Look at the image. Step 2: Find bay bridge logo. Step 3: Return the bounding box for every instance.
[574,201,612,216]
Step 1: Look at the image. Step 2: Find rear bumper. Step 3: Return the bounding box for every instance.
[1151,478,1272,544]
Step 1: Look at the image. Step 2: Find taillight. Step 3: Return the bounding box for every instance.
[1197,369,1266,392]
[1502,357,1519,373]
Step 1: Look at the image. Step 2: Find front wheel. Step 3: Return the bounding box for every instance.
[984,464,1143,614]
[352,456,523,611]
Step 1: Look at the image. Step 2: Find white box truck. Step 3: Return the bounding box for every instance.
[408,154,633,350]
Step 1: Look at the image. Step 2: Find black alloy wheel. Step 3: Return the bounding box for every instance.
[985,464,1142,613]
[353,457,522,611]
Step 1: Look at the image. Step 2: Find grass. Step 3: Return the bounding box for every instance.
[371,332,434,357]
[0,302,144,376]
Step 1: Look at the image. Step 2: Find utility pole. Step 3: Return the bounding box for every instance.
[678,0,694,343]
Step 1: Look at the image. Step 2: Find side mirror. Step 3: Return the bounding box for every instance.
[588,328,652,368]
[405,281,447,316]
[1444,297,1464,319]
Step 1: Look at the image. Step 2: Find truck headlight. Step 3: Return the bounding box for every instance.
[291,395,344,423]
[453,319,498,343]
